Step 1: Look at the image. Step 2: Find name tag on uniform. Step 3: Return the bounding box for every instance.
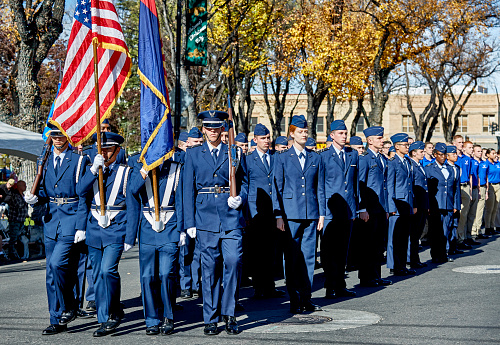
[370,164,377,168]
[350,164,356,167]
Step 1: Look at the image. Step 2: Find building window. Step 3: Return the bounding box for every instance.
[316,117,324,133]
[483,114,495,132]
[402,115,411,132]
[280,118,286,133]
[457,115,467,133]
[250,117,258,131]
[356,117,365,132]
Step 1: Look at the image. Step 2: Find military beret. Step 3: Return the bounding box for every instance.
[389,146,396,153]
[446,145,457,154]
[197,110,228,128]
[330,120,347,131]
[390,133,409,144]
[91,132,124,148]
[363,126,384,138]
[434,142,447,154]
[235,133,248,143]
[305,137,316,147]
[178,131,188,142]
[254,123,270,136]
[409,140,425,152]
[275,136,288,146]
[188,127,203,138]
[290,115,307,129]
[350,136,363,146]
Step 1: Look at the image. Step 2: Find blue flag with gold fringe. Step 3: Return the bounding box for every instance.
[138,0,174,169]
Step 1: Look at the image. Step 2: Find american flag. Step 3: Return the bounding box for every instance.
[50,0,131,146]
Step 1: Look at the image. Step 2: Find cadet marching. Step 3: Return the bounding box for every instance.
[23,115,499,337]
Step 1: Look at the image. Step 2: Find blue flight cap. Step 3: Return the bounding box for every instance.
[178,131,188,142]
[330,120,347,131]
[326,135,333,142]
[235,133,248,143]
[102,118,110,125]
[434,142,447,154]
[290,115,307,129]
[389,146,396,153]
[446,145,457,154]
[409,140,425,152]
[197,110,229,128]
[188,127,203,138]
[350,136,363,146]
[222,120,233,132]
[390,133,409,144]
[275,136,288,146]
[251,140,257,147]
[46,123,65,137]
[305,137,316,147]
[254,123,270,136]
[363,126,384,138]
[91,132,124,148]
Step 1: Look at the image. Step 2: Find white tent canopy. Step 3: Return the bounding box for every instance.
[0,121,44,162]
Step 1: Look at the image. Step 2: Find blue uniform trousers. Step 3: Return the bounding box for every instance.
[179,235,201,291]
[139,242,179,326]
[407,211,427,264]
[429,210,453,261]
[197,228,242,324]
[75,243,95,306]
[283,220,317,304]
[387,214,411,271]
[88,244,123,323]
[358,212,387,282]
[45,233,80,324]
[321,217,352,291]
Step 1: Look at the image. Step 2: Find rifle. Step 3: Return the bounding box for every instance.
[30,136,53,195]
[227,96,238,197]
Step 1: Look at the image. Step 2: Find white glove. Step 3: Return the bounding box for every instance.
[179,232,187,246]
[124,243,133,252]
[227,195,242,209]
[24,192,38,205]
[74,230,86,243]
[90,154,105,175]
[187,227,196,238]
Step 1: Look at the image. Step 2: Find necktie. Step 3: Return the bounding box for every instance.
[339,151,345,170]
[55,156,61,176]
[262,153,270,173]
[212,148,218,165]
[299,152,305,170]
[404,159,410,176]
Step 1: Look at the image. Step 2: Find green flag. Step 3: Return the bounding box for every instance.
[185,0,207,66]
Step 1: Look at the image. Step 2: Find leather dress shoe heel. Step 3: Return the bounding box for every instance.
[409,262,427,269]
[336,288,356,297]
[77,308,96,318]
[325,289,337,298]
[160,318,174,335]
[223,315,239,335]
[302,301,322,312]
[290,303,303,314]
[376,278,393,286]
[180,289,192,299]
[104,311,123,331]
[146,325,160,335]
[59,310,77,325]
[93,323,109,337]
[204,322,218,335]
[42,324,67,335]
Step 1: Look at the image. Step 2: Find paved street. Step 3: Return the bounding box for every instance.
[1,235,499,345]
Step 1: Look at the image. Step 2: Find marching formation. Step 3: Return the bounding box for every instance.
[23,113,498,337]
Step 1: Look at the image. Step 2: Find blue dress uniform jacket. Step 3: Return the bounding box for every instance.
[387,155,414,215]
[87,143,127,165]
[410,159,429,211]
[272,148,323,220]
[358,149,389,214]
[425,163,461,211]
[246,149,275,218]
[183,142,248,231]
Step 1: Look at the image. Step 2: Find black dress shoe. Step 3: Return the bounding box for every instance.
[467,239,481,245]
[302,301,322,312]
[336,288,356,297]
[93,323,109,337]
[104,312,123,331]
[223,315,238,335]
[376,278,393,286]
[192,289,201,298]
[86,300,96,311]
[457,242,472,250]
[409,262,427,269]
[485,228,495,235]
[160,318,174,335]
[290,303,303,314]
[360,280,379,287]
[174,303,184,311]
[393,269,414,276]
[324,289,336,298]
[180,289,192,299]
[59,310,77,325]
[146,325,160,335]
[203,323,218,335]
[77,308,96,318]
[42,324,67,335]
[476,234,489,239]
[449,249,464,255]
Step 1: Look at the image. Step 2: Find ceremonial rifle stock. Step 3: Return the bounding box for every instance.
[227,96,237,197]
[30,136,53,195]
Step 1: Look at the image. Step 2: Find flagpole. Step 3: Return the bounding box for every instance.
[92,38,106,217]
[152,168,160,222]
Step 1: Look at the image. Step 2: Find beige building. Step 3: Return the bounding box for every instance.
[247,93,500,148]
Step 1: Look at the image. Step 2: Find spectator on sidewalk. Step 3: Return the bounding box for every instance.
[0,178,15,205]
[6,180,29,260]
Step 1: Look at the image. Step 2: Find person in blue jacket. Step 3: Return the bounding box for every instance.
[245,124,285,299]
[177,131,188,152]
[425,143,460,263]
[275,136,288,151]
[407,141,429,268]
[318,120,358,298]
[349,135,364,155]
[305,137,316,151]
[183,110,248,336]
[483,149,500,235]
[24,124,90,335]
[85,119,127,165]
[125,152,183,335]
[386,133,416,276]
[77,132,132,337]
[357,126,392,287]
[445,145,463,256]
[273,115,323,314]
[235,133,249,154]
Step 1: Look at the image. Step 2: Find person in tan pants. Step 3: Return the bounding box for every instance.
[483,149,500,235]
[472,145,489,239]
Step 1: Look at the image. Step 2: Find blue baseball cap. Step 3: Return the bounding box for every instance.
[330,120,347,131]
[235,133,248,143]
[254,123,270,136]
[91,132,124,148]
[434,142,447,154]
[178,131,188,142]
[409,141,424,152]
[390,133,409,144]
[188,127,203,138]
[446,145,457,154]
[305,137,316,147]
[350,136,363,146]
[290,115,307,129]
[275,136,288,146]
[363,126,384,138]
[197,110,229,128]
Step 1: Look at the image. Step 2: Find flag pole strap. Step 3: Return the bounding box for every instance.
[152,167,160,222]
